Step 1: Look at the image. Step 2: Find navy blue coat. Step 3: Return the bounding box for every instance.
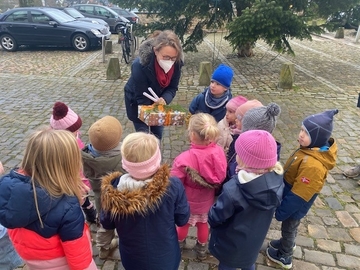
[208,172,284,268]
[124,39,183,123]
[100,166,190,270]
[189,87,232,122]
[0,170,84,240]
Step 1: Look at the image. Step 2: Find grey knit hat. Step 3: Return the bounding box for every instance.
[241,103,281,133]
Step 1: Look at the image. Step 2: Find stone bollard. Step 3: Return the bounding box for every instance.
[105,40,113,54]
[335,27,345,39]
[198,61,212,86]
[106,58,121,80]
[278,62,294,89]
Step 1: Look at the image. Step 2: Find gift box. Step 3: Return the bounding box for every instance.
[138,104,187,126]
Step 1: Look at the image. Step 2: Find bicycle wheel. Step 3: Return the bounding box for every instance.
[121,40,130,64]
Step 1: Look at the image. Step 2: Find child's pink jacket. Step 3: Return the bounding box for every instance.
[171,142,227,214]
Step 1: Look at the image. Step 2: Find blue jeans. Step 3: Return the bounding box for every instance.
[133,121,164,140]
[218,262,255,270]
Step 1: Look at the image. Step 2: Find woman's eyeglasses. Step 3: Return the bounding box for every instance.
[159,52,177,61]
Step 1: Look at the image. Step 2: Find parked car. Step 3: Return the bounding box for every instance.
[56,7,110,30]
[0,7,111,52]
[72,4,129,33]
[110,7,139,24]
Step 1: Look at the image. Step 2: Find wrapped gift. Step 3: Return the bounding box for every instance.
[138,104,187,126]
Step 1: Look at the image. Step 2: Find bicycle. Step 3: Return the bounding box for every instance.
[118,22,137,64]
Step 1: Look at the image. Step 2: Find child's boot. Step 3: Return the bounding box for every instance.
[266,246,293,269]
[195,241,207,260]
[343,165,360,178]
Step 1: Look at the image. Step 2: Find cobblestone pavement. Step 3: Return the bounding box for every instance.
[1,29,360,270]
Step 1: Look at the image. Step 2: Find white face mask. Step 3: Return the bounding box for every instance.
[158,59,175,73]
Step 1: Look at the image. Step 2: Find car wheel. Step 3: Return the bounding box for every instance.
[72,33,90,52]
[0,34,17,52]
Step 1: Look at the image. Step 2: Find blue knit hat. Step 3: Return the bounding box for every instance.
[302,109,338,148]
[211,64,234,88]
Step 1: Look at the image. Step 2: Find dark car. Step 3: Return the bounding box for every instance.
[110,7,139,24]
[56,7,110,30]
[72,4,129,33]
[0,7,111,52]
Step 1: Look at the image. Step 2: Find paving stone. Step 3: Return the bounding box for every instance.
[345,203,360,212]
[308,224,328,239]
[316,239,342,252]
[344,243,360,256]
[349,228,360,243]
[327,228,353,242]
[322,217,339,226]
[304,249,336,266]
[335,211,359,227]
[325,197,344,210]
[336,254,360,269]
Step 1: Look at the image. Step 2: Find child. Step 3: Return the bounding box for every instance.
[171,113,227,260]
[189,64,233,122]
[82,115,125,259]
[208,130,284,270]
[100,132,190,270]
[0,129,97,269]
[266,109,338,269]
[0,162,23,270]
[217,95,248,153]
[241,102,282,160]
[226,99,263,180]
[50,101,97,224]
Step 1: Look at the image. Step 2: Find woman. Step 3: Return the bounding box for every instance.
[124,30,184,140]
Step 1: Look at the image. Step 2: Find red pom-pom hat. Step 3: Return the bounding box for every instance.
[49,102,82,132]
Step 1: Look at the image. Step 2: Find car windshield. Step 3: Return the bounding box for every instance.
[47,9,76,23]
[65,8,84,19]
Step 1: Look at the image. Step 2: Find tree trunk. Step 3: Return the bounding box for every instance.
[237,42,254,57]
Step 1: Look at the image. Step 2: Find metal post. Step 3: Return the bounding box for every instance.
[355,25,360,43]
[102,36,105,63]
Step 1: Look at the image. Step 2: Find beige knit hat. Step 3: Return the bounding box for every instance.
[88,116,123,151]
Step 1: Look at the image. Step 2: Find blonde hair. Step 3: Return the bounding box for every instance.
[188,113,219,143]
[152,30,183,62]
[21,128,83,226]
[121,132,159,163]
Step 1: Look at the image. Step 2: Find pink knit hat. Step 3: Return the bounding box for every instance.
[50,102,82,132]
[235,130,277,170]
[122,147,161,179]
[235,99,263,121]
[226,95,248,111]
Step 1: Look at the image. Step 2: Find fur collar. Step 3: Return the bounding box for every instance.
[101,164,170,217]
[138,38,155,66]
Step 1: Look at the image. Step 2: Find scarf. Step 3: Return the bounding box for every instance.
[154,57,175,88]
[205,89,230,109]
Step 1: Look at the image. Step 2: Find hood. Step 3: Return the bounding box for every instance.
[299,138,337,170]
[82,146,124,179]
[138,38,155,66]
[0,170,62,228]
[238,171,284,210]
[101,165,170,217]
